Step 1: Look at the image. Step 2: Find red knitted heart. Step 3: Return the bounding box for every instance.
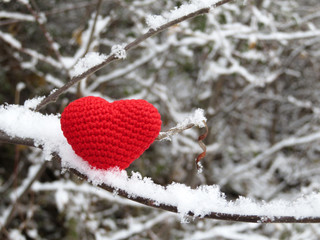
[60,96,161,170]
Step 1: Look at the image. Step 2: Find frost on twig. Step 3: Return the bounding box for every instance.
[156,109,208,169]
[288,95,320,116]
[156,108,207,141]
[111,44,127,59]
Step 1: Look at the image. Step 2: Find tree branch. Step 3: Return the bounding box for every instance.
[0,130,36,147]
[35,0,234,111]
[156,123,195,140]
[1,130,320,223]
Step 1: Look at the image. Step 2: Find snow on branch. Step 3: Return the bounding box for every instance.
[157,108,208,170]
[1,100,320,223]
[0,101,206,163]
[111,44,127,59]
[0,11,35,22]
[69,167,320,223]
[146,0,220,29]
[157,108,207,141]
[71,52,108,78]
[234,30,320,42]
[31,180,141,208]
[288,95,320,116]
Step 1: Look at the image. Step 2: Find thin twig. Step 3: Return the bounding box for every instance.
[82,0,103,57]
[196,121,208,169]
[156,123,195,140]
[156,121,208,171]
[35,54,119,111]
[35,0,234,111]
[18,0,66,71]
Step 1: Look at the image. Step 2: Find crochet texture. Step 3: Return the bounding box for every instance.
[60,96,162,170]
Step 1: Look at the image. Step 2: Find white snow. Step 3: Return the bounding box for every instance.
[71,52,107,77]
[23,96,45,110]
[8,229,26,240]
[38,12,47,24]
[235,30,320,42]
[1,99,320,221]
[55,188,69,212]
[177,108,207,128]
[26,229,38,239]
[0,11,34,21]
[71,15,111,67]
[32,180,141,207]
[146,0,220,29]
[16,82,26,92]
[156,108,207,141]
[197,162,204,174]
[18,0,29,4]
[111,44,127,59]
[0,102,65,160]
[0,31,21,48]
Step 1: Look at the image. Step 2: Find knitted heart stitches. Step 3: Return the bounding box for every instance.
[60,96,161,170]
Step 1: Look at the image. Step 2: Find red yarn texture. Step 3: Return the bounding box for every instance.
[60,96,162,170]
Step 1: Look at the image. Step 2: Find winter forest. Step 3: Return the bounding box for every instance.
[1,0,320,239]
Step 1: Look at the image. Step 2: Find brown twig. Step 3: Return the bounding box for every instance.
[156,123,195,141]
[82,0,103,58]
[35,0,234,111]
[35,54,118,111]
[196,121,208,170]
[156,121,208,170]
[0,130,36,147]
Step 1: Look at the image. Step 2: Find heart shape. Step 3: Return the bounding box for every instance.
[60,96,161,170]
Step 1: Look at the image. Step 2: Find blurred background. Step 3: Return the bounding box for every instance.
[1,0,320,239]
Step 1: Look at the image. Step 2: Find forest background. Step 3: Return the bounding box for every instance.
[1,0,320,239]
